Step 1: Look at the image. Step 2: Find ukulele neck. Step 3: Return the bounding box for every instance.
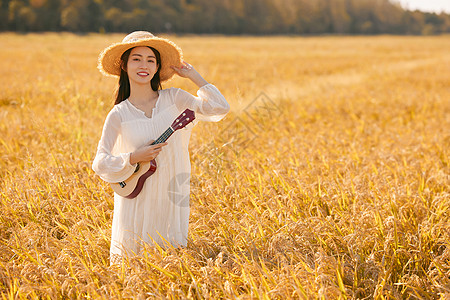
[151,127,175,145]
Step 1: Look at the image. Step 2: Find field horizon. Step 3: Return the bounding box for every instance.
[0,33,449,298]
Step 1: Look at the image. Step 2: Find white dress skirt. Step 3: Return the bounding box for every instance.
[92,84,230,259]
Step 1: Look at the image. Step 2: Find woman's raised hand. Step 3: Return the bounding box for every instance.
[171,61,208,88]
[130,140,168,165]
[171,61,195,78]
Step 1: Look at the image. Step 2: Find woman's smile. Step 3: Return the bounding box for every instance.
[137,71,150,77]
[127,46,158,84]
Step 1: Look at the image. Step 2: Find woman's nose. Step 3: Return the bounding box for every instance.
[141,61,151,68]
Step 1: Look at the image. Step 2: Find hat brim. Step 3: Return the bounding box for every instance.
[98,36,183,82]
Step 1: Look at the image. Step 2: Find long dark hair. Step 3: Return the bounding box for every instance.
[114,46,162,105]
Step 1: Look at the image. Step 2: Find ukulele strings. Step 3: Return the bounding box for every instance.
[151,109,193,145]
[151,127,174,145]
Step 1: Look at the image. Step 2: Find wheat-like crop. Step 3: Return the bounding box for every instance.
[0,33,449,299]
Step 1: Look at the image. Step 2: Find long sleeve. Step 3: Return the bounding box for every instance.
[173,83,230,122]
[92,108,137,183]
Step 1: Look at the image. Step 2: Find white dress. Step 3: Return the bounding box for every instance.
[92,84,230,259]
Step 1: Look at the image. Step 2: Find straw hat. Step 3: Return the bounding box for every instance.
[98,31,183,81]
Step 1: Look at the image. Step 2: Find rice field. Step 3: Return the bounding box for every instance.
[0,33,449,298]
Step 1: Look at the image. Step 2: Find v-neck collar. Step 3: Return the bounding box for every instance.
[126,92,161,119]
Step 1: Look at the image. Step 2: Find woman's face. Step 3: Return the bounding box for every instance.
[126,46,159,86]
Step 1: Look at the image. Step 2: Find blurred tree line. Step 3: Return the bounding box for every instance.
[1,0,450,34]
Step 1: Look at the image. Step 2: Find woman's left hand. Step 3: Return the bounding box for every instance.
[171,61,208,87]
[171,61,195,78]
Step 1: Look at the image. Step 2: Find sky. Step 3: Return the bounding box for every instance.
[395,0,450,14]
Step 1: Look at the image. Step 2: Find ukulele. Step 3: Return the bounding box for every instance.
[110,109,195,198]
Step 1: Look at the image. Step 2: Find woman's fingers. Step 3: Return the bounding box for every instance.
[182,61,192,69]
[171,61,195,77]
[131,142,168,163]
[149,142,167,150]
[146,142,168,160]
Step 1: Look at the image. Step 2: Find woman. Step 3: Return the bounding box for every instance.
[92,31,230,262]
